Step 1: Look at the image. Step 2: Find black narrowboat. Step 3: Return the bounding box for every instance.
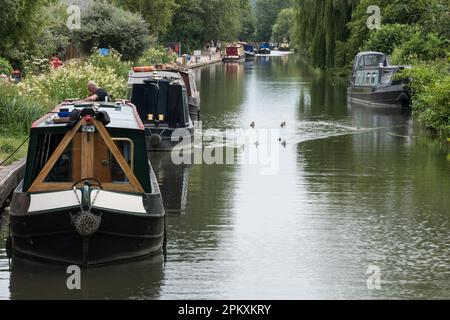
[347,51,410,108]
[8,101,165,268]
[128,67,195,151]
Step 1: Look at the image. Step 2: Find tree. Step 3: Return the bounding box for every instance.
[255,0,293,41]
[271,7,295,43]
[161,0,242,52]
[73,1,150,61]
[113,0,178,38]
[238,0,256,41]
[0,0,64,67]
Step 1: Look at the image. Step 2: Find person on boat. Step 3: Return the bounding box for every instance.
[84,80,109,102]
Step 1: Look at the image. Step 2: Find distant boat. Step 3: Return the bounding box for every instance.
[128,66,195,151]
[224,44,246,62]
[8,101,166,267]
[278,40,290,52]
[347,51,411,108]
[243,43,256,58]
[258,42,271,55]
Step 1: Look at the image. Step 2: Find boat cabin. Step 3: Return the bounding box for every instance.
[224,45,245,62]
[351,52,400,87]
[128,68,195,150]
[23,101,151,194]
[129,66,200,121]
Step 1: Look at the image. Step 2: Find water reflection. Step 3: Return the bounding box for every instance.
[8,255,164,300]
[149,153,192,213]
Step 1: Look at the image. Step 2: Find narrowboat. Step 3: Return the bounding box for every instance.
[129,65,201,121]
[243,43,256,59]
[279,40,290,52]
[128,66,195,151]
[223,44,246,63]
[347,51,411,108]
[8,101,166,268]
[258,42,271,55]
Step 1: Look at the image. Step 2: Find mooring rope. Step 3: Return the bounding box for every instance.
[0,137,29,167]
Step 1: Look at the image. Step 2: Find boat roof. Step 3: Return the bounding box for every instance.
[32,101,144,131]
[356,51,386,57]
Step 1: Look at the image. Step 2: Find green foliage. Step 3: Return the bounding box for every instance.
[271,7,295,43]
[362,24,419,55]
[391,33,449,64]
[0,57,12,75]
[255,0,293,42]
[87,48,132,81]
[295,0,357,69]
[161,0,243,52]
[73,1,150,61]
[23,58,51,76]
[397,60,450,131]
[114,0,178,37]
[17,60,128,106]
[0,82,50,135]
[0,0,69,67]
[137,47,178,66]
[238,0,256,41]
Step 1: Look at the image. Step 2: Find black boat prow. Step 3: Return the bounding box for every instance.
[8,101,166,268]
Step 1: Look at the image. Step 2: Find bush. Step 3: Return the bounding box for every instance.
[397,60,450,131]
[74,1,150,61]
[363,24,419,55]
[87,48,132,81]
[23,57,51,75]
[391,32,448,64]
[137,46,178,66]
[0,57,12,75]
[17,60,128,104]
[0,82,50,135]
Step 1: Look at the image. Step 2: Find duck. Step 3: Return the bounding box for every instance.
[278,137,282,142]
[250,121,256,128]
[280,121,287,128]
[281,140,287,148]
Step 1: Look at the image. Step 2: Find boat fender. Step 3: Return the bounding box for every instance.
[150,134,162,147]
[95,111,111,126]
[73,211,102,237]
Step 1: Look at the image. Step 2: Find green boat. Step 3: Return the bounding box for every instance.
[8,100,165,268]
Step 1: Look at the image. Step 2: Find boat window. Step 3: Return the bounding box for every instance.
[34,132,134,191]
[380,69,394,85]
[94,136,134,184]
[360,54,385,67]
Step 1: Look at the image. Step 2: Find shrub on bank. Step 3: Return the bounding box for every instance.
[397,59,450,131]
[137,46,178,66]
[87,48,132,81]
[362,24,419,55]
[17,60,128,105]
[0,57,12,75]
[0,82,50,135]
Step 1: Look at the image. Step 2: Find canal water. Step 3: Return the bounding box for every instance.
[0,54,449,299]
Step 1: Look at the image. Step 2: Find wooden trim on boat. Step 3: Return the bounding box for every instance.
[29,120,83,192]
[28,118,144,194]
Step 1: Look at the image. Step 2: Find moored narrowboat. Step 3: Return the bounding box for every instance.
[223,44,246,62]
[347,51,411,108]
[8,101,166,268]
[243,43,256,59]
[258,42,271,55]
[128,67,195,151]
[279,40,290,52]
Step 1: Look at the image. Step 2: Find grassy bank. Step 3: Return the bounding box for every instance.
[0,136,28,166]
